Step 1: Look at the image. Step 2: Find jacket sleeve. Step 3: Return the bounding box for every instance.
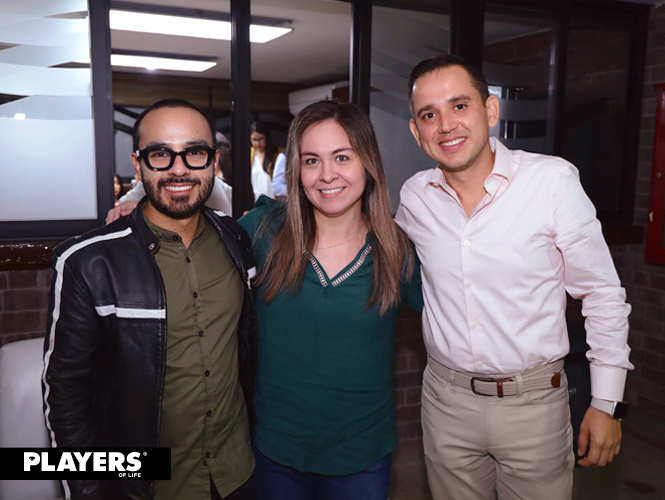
[43,257,105,499]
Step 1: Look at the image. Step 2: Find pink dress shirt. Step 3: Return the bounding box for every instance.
[395,138,632,401]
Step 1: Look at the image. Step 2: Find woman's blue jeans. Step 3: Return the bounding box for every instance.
[252,445,392,500]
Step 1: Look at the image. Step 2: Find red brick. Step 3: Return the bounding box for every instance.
[630,317,662,337]
[0,311,42,334]
[632,348,663,370]
[391,439,425,466]
[396,404,421,424]
[38,269,54,287]
[395,319,422,338]
[644,304,665,325]
[642,366,665,387]
[637,395,665,420]
[634,271,649,287]
[628,377,659,400]
[406,387,422,405]
[6,270,40,289]
[644,335,665,357]
[395,353,409,372]
[393,389,406,407]
[649,274,665,290]
[629,330,644,350]
[396,421,423,441]
[394,370,424,389]
[409,350,428,371]
[395,336,426,353]
[2,289,49,312]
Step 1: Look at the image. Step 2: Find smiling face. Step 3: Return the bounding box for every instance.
[299,119,366,222]
[131,106,216,222]
[409,65,499,177]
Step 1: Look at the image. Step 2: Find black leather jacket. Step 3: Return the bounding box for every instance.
[42,205,258,500]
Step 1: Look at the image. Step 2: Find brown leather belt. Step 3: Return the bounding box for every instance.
[427,355,564,397]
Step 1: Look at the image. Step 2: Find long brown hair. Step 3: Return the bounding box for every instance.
[256,100,414,314]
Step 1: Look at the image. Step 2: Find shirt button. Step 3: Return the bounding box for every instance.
[205,452,211,459]
[476,362,483,368]
[470,322,478,329]
[186,257,191,263]
[462,240,470,246]
[204,370,210,377]
[199,330,204,337]
[193,292,198,299]
[465,280,473,288]
[172,236,178,241]
[203,461,208,467]
[206,410,212,417]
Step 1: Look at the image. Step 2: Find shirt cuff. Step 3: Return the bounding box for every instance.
[590,364,627,401]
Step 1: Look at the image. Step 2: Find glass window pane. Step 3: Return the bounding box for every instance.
[0,0,97,221]
[484,6,557,155]
[249,0,351,202]
[560,14,631,214]
[370,2,451,211]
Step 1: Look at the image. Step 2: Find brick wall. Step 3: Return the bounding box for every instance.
[393,305,427,466]
[611,4,665,421]
[0,269,52,348]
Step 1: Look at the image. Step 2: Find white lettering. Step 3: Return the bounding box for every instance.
[126,452,141,472]
[57,452,77,472]
[93,452,107,471]
[108,452,125,472]
[42,452,55,471]
[74,452,92,471]
[24,452,40,471]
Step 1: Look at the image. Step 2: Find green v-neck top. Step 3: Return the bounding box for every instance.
[239,196,422,475]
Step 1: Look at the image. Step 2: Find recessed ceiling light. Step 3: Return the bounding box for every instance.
[14,113,26,120]
[111,54,216,72]
[109,10,292,44]
[76,55,216,72]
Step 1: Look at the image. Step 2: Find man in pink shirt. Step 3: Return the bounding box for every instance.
[395,55,632,500]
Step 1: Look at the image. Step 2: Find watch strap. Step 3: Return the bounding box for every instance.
[590,397,627,420]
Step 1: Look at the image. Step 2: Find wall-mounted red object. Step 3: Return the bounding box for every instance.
[646,84,665,264]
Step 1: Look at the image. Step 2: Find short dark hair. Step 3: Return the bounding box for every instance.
[407,54,490,114]
[132,98,216,151]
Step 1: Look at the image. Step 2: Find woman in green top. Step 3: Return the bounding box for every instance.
[239,100,422,500]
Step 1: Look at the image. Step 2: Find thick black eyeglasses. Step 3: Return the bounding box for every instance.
[136,146,216,171]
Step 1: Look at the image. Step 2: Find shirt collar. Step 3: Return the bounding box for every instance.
[141,200,205,245]
[487,137,514,183]
[423,137,514,194]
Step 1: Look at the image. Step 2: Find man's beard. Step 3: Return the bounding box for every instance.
[142,173,214,220]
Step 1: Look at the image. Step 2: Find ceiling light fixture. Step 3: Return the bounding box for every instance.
[76,54,217,72]
[111,54,216,72]
[109,10,292,44]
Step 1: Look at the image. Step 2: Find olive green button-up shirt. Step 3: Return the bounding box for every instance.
[144,213,254,500]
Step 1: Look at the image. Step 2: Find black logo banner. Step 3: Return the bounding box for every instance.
[0,448,171,480]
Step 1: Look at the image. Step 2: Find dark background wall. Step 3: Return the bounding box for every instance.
[1,6,665,471]
[610,4,665,420]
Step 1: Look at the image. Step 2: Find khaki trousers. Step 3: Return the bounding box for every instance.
[421,363,574,500]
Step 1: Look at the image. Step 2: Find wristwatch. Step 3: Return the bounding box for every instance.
[590,397,628,420]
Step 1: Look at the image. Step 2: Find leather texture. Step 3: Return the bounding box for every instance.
[42,203,258,500]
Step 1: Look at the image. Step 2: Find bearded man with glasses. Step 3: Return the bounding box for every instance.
[43,99,259,500]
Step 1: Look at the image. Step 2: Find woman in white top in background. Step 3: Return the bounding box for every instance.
[250,122,278,200]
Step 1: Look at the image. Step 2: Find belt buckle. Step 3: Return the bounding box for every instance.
[470,377,513,397]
